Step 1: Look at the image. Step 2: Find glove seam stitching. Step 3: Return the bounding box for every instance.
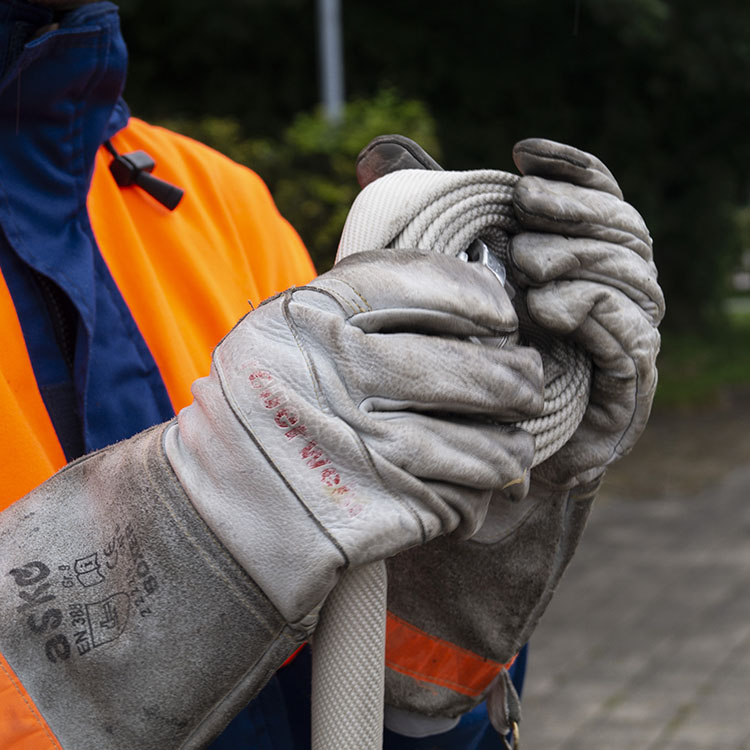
[209,362,353,570]
[281,284,430,545]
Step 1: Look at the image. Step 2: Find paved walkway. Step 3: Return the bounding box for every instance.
[521,457,750,750]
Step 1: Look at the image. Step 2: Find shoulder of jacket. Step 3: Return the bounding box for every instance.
[108,117,272,200]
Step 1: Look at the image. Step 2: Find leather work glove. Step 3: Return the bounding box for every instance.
[0,250,544,749]
[509,137,665,490]
[353,135,663,740]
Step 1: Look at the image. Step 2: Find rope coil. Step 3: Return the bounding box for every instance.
[338,167,592,468]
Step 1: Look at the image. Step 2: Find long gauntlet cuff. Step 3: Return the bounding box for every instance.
[384,478,599,719]
[0,424,302,750]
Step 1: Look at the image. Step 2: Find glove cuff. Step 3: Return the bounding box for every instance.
[0,424,301,749]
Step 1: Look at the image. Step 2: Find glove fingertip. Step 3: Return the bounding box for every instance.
[355,134,443,188]
[512,138,624,199]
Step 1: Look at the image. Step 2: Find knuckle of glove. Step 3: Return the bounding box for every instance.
[589,293,661,380]
[537,310,659,484]
[512,137,623,199]
[318,250,519,337]
[510,232,583,286]
[561,364,656,479]
[363,417,530,491]
[510,233,665,325]
[527,282,660,377]
[513,176,652,259]
[494,345,545,417]
[496,428,535,501]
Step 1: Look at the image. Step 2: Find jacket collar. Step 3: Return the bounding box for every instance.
[0,0,129,326]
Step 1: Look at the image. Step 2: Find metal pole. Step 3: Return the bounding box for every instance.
[317,0,344,124]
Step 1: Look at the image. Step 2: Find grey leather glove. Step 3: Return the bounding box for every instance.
[166,249,544,624]
[510,138,665,488]
[0,249,544,749]
[351,135,663,738]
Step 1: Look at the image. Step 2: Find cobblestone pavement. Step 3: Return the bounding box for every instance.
[520,388,750,749]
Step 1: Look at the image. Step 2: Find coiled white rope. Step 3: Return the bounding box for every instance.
[311,168,592,749]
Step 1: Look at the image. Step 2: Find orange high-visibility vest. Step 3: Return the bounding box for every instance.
[0,119,315,748]
[0,117,315,512]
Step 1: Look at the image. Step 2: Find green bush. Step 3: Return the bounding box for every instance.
[654,313,750,407]
[161,90,441,271]
[158,96,750,409]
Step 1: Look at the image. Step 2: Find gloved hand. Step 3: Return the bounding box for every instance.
[167,249,544,623]
[509,138,665,488]
[351,135,663,739]
[0,249,543,749]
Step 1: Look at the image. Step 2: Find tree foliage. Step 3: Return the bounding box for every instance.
[119,0,750,330]
[162,91,440,270]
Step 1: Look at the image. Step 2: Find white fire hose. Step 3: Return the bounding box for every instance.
[311,167,591,749]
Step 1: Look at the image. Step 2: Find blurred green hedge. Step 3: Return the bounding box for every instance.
[161,90,441,272]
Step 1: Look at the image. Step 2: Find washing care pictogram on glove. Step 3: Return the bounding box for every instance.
[350,135,663,739]
[0,250,544,749]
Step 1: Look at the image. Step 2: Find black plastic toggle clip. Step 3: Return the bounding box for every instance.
[105,140,184,211]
